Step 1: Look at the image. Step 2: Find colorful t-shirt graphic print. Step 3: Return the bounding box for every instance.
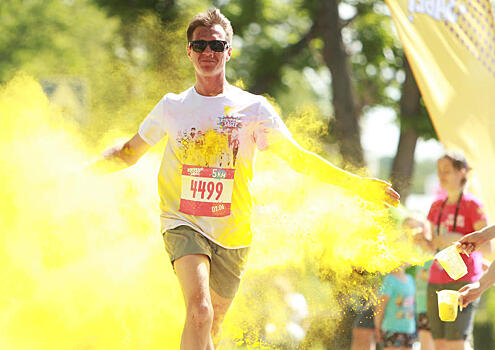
[138,85,292,248]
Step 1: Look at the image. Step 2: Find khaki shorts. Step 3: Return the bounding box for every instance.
[163,225,250,299]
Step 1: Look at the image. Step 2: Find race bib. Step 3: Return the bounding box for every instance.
[179,165,235,217]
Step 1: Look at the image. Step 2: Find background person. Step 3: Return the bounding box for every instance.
[351,302,377,350]
[405,214,436,350]
[374,266,416,350]
[425,152,489,350]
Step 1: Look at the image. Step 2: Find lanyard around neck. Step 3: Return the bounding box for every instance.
[436,192,463,235]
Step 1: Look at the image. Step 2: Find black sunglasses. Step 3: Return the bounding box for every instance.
[189,40,230,53]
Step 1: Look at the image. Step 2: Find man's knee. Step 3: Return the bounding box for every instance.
[186,299,214,330]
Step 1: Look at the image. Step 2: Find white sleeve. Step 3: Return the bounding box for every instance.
[138,96,168,146]
[253,97,293,151]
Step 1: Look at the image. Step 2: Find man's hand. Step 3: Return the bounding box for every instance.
[87,133,150,174]
[355,178,400,208]
[459,282,483,307]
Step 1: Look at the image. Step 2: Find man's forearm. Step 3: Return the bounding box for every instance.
[271,139,360,187]
[87,133,150,174]
[297,150,361,187]
[86,151,131,174]
[267,136,399,207]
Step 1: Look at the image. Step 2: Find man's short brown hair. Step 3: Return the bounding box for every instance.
[187,8,234,43]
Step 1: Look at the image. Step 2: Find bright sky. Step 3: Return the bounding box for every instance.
[361,106,444,161]
[361,107,444,214]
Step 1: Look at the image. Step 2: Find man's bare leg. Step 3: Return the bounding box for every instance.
[174,254,215,350]
[210,288,234,347]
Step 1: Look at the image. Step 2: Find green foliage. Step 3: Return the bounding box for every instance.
[216,0,437,148]
[351,2,403,108]
[92,0,177,23]
[0,0,206,143]
[216,0,318,105]
[473,288,495,350]
[0,0,118,83]
[85,11,196,142]
[399,98,437,140]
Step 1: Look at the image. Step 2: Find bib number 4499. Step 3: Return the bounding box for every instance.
[189,180,223,201]
[180,165,235,217]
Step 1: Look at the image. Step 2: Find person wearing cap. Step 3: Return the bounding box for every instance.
[425,152,489,350]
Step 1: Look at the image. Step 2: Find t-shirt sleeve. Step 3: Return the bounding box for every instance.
[379,275,394,297]
[427,202,438,223]
[253,97,293,151]
[138,96,168,146]
[468,198,487,225]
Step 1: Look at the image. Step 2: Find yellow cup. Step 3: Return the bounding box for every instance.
[437,290,460,322]
[435,244,468,280]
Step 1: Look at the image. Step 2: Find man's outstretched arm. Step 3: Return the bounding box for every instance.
[87,133,151,173]
[267,136,400,207]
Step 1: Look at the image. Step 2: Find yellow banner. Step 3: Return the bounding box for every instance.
[386,0,495,219]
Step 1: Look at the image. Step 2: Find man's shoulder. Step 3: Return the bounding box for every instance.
[162,87,194,103]
[228,85,267,104]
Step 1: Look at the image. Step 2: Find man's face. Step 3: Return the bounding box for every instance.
[187,24,232,78]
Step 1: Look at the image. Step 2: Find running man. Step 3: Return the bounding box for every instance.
[93,9,400,350]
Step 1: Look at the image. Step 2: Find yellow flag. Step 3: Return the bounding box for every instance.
[386,0,495,219]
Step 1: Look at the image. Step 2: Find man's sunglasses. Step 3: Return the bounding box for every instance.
[189,40,230,53]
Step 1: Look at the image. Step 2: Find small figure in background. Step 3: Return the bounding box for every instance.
[405,214,436,350]
[374,265,416,350]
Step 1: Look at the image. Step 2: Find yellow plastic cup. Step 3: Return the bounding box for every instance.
[437,290,460,322]
[435,244,468,280]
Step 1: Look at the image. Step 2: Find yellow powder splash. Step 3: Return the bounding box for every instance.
[0,75,430,349]
[0,75,184,349]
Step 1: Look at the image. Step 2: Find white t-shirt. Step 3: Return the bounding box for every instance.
[139,85,292,248]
